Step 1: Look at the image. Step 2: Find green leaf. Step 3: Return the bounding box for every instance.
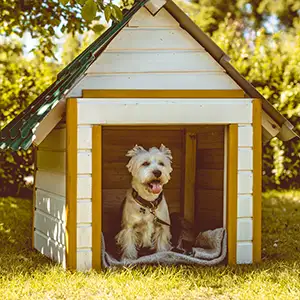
[60,0,69,5]
[104,6,111,23]
[81,0,97,22]
[92,24,105,33]
[112,5,123,21]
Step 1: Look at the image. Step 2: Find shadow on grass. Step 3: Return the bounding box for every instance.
[0,196,57,278]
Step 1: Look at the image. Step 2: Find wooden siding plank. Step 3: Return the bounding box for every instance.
[253,99,262,263]
[238,171,253,194]
[37,150,65,173]
[238,148,253,170]
[92,125,102,271]
[183,131,197,224]
[77,200,92,223]
[237,194,253,218]
[77,175,92,199]
[77,98,253,125]
[66,97,77,270]
[237,218,253,241]
[35,171,66,196]
[197,126,225,149]
[34,230,66,267]
[106,28,203,51]
[82,90,245,98]
[36,189,66,221]
[87,51,224,74]
[70,73,241,95]
[227,124,238,265]
[77,225,92,248]
[77,250,92,271]
[78,126,92,149]
[34,209,66,245]
[38,127,66,150]
[238,125,253,147]
[237,242,253,264]
[196,189,223,210]
[197,149,224,169]
[196,169,223,190]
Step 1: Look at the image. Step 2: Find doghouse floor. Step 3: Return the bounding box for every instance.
[102,125,225,237]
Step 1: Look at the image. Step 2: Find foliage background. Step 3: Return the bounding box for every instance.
[0,0,299,196]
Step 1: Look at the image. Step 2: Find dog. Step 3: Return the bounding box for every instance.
[115,144,173,260]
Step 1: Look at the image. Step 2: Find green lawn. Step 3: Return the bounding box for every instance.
[0,191,300,299]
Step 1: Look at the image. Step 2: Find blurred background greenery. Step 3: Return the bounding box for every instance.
[0,0,299,197]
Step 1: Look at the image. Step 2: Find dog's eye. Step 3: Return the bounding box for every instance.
[142,161,150,167]
[159,162,165,166]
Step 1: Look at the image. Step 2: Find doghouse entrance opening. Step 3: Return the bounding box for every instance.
[102,125,225,239]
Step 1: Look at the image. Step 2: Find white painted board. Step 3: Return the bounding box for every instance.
[87,51,224,74]
[34,209,66,245]
[35,189,66,221]
[77,98,253,125]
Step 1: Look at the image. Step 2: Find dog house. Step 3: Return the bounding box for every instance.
[0,0,297,271]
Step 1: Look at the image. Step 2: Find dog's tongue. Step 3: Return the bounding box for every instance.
[150,182,162,194]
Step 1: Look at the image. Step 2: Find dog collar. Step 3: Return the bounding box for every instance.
[132,188,163,210]
[131,189,170,227]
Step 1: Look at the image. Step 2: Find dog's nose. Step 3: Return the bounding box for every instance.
[153,170,162,178]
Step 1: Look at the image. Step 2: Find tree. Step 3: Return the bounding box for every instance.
[0,41,59,196]
[0,0,122,56]
[179,0,300,34]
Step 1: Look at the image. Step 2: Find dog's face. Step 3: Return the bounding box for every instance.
[126,144,173,196]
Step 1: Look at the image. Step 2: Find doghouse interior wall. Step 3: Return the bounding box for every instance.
[195,126,225,231]
[102,125,225,236]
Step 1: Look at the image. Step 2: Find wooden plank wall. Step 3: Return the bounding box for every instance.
[35,123,67,267]
[69,7,241,97]
[102,126,184,236]
[195,125,225,231]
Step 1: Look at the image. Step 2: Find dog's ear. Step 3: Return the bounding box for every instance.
[160,144,173,161]
[126,145,146,157]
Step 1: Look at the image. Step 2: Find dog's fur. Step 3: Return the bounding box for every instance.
[115,144,173,260]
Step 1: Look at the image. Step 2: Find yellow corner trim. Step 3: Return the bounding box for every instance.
[66,98,78,270]
[92,125,102,271]
[227,124,238,265]
[253,99,262,263]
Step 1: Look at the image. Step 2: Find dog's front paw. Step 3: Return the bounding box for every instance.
[157,242,172,252]
[121,250,138,261]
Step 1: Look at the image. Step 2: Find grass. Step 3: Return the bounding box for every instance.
[0,191,300,299]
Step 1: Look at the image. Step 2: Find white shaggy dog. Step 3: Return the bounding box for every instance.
[115,144,173,260]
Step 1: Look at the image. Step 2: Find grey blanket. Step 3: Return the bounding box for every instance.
[101,228,227,268]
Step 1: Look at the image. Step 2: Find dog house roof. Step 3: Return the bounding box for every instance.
[0,0,297,150]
